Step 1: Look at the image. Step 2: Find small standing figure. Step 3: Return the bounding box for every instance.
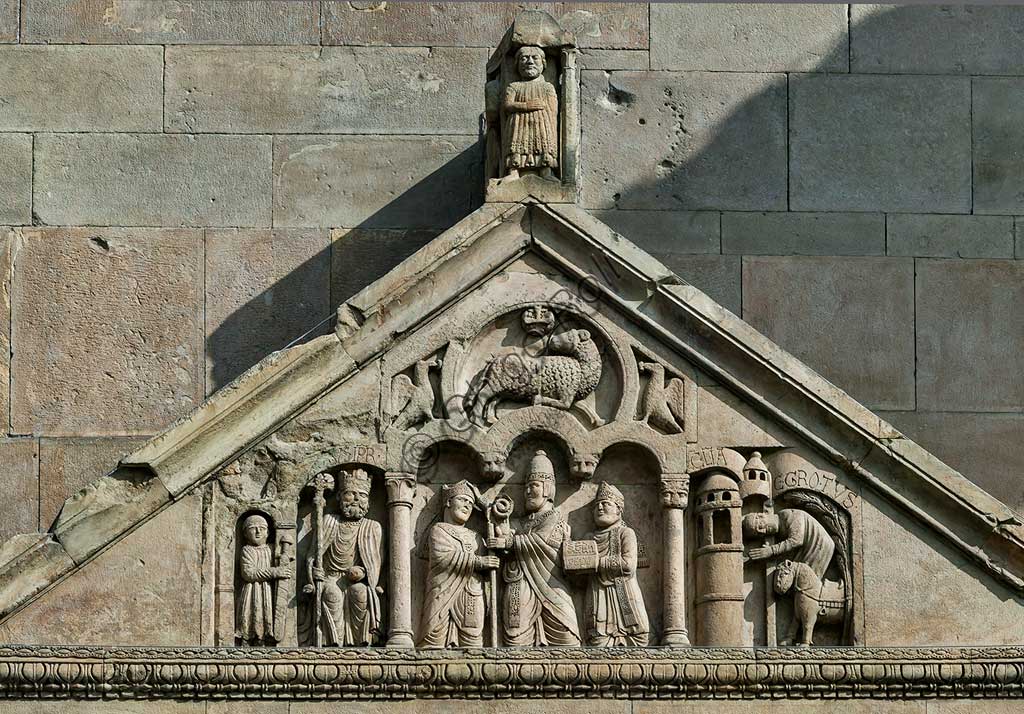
[302,468,384,647]
[502,45,559,180]
[236,514,289,645]
[419,480,501,648]
[583,482,649,647]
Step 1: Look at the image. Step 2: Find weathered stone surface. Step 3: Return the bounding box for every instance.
[790,75,971,213]
[0,0,16,41]
[880,410,1024,516]
[697,386,785,448]
[742,256,915,410]
[207,228,331,391]
[637,703,925,714]
[973,78,1024,214]
[0,535,74,619]
[209,704,288,714]
[0,492,202,645]
[322,2,648,49]
[582,70,787,211]
[578,49,649,71]
[22,0,318,44]
[274,135,481,229]
[39,436,151,531]
[0,46,161,132]
[1,704,204,714]
[651,3,847,72]
[166,46,486,134]
[658,254,740,315]
[722,212,885,256]
[331,228,438,306]
[0,439,39,544]
[861,494,1024,645]
[0,228,13,428]
[0,135,31,225]
[886,214,1013,258]
[591,210,719,255]
[34,134,272,227]
[11,228,204,435]
[916,259,1024,411]
[852,5,1024,75]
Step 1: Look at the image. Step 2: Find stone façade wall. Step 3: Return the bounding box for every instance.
[0,1,1022,550]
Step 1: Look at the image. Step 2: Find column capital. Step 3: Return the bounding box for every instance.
[660,473,690,509]
[384,471,416,508]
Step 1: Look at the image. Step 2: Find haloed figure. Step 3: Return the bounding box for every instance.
[236,514,288,646]
[584,482,649,647]
[419,480,500,647]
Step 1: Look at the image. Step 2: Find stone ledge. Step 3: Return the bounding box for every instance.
[0,645,1020,699]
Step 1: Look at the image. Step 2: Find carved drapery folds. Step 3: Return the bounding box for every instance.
[216,291,860,653]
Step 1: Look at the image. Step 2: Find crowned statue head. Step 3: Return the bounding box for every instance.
[525,449,556,513]
[338,468,372,521]
[443,479,481,526]
[593,481,624,529]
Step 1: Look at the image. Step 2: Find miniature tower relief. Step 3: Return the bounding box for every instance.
[485,10,579,203]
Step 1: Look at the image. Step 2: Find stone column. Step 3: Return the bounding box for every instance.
[385,471,416,648]
[660,473,691,646]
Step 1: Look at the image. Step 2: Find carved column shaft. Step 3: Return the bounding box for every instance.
[660,474,690,646]
[385,472,416,648]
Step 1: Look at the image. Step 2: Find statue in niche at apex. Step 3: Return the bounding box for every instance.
[419,480,500,648]
[301,469,384,647]
[501,45,559,181]
[487,450,581,646]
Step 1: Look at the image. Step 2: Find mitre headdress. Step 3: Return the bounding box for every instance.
[596,480,624,512]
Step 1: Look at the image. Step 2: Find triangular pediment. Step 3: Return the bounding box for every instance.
[0,200,1022,656]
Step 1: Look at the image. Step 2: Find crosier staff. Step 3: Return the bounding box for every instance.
[309,472,335,648]
[485,493,514,647]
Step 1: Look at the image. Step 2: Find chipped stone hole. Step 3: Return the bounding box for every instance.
[88,236,111,253]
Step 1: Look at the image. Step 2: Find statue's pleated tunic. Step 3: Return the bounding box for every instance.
[419,522,488,647]
[584,521,649,646]
[236,543,275,642]
[503,78,559,170]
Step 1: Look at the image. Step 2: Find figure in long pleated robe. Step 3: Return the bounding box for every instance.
[502,45,559,178]
[583,482,649,647]
[419,480,499,648]
[236,514,287,645]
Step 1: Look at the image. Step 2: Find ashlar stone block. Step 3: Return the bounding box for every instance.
[659,254,741,316]
[581,70,787,211]
[0,438,39,544]
[22,0,318,44]
[34,134,272,227]
[916,259,1024,412]
[206,228,331,391]
[886,214,1013,258]
[879,410,1024,516]
[852,5,1024,75]
[0,492,203,646]
[742,256,915,410]
[590,210,720,255]
[0,0,16,43]
[0,46,161,132]
[651,3,848,72]
[0,228,13,428]
[39,436,151,531]
[166,47,486,135]
[322,2,648,49]
[274,135,481,229]
[11,228,204,435]
[0,135,31,225]
[331,228,438,306]
[722,212,885,256]
[973,78,1024,214]
[578,49,649,71]
[790,75,971,213]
